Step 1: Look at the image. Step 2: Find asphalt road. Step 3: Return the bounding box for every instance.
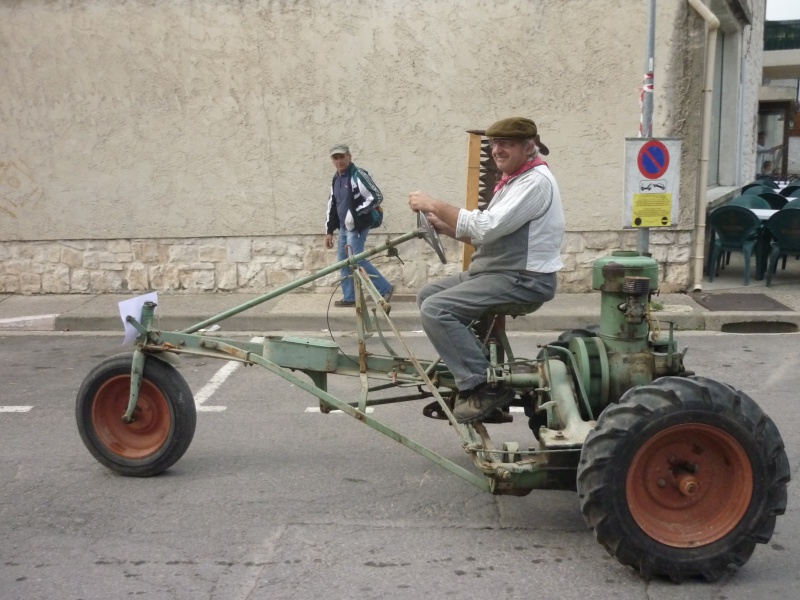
[1,330,798,600]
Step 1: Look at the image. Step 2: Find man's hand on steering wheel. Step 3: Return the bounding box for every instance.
[426,212,456,238]
[408,190,461,230]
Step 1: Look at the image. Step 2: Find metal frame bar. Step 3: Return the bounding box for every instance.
[122,228,592,493]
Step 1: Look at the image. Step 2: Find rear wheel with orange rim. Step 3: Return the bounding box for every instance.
[577,376,789,582]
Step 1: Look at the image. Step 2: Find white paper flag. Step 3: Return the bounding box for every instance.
[118,292,158,345]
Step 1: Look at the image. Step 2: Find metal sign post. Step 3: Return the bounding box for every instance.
[638,0,656,253]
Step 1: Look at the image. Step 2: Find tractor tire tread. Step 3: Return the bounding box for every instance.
[576,375,789,581]
[76,353,197,477]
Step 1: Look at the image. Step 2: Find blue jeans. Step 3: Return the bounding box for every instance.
[337,228,392,301]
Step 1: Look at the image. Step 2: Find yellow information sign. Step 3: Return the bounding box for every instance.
[631,193,672,227]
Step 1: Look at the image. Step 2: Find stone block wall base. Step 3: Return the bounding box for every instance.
[0,229,694,294]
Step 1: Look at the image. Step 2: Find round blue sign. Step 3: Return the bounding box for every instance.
[637,140,670,179]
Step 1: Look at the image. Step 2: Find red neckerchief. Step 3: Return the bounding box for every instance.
[494,156,548,193]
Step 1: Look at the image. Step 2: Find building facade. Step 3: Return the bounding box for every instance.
[0,0,765,295]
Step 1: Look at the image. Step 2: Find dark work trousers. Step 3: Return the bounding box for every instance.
[417,270,556,392]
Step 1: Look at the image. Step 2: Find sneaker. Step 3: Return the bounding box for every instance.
[452,383,515,424]
[382,285,394,303]
[334,299,356,307]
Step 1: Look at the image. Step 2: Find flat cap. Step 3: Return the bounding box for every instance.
[330,143,350,156]
[484,117,549,155]
[485,117,538,139]
[534,134,549,156]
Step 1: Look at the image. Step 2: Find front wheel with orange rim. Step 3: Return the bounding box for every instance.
[76,354,197,477]
[576,376,789,582]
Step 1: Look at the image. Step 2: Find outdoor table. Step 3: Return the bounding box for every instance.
[751,208,778,221]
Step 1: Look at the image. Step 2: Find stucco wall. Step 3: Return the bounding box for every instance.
[743,1,767,181]
[0,0,763,294]
[1,0,671,241]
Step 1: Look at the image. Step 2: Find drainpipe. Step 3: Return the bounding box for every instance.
[687,0,720,291]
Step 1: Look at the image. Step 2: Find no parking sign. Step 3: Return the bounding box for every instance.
[623,138,681,228]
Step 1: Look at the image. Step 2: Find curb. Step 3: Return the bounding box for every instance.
[51,310,707,334]
[701,311,800,332]
[0,314,58,331]
[7,307,800,335]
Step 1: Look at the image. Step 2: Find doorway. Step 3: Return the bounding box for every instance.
[757,101,793,177]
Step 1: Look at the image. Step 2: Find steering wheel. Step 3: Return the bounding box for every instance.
[416,212,447,264]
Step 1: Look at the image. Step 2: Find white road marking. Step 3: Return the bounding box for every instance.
[194,361,237,412]
[196,405,227,412]
[0,406,33,413]
[193,336,263,412]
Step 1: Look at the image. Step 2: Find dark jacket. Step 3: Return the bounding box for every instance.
[325,163,383,234]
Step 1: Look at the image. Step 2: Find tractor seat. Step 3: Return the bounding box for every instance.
[481,302,543,318]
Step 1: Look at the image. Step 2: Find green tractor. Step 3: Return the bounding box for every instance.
[76,221,789,582]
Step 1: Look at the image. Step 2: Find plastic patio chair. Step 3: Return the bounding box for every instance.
[784,198,800,209]
[754,177,779,189]
[744,181,773,192]
[707,205,763,285]
[720,197,770,270]
[715,196,759,269]
[729,196,770,209]
[756,192,788,210]
[742,184,775,196]
[779,183,800,198]
[764,208,800,287]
